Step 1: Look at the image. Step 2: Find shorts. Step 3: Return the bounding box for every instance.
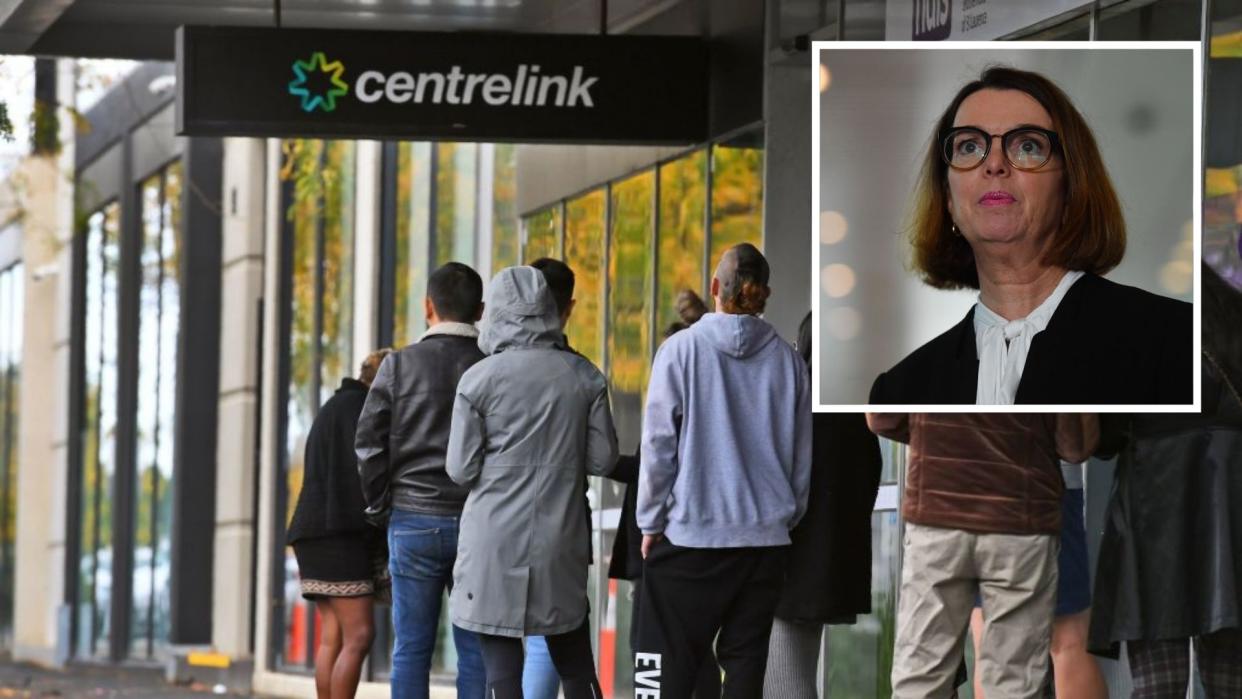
[973,488,1091,617]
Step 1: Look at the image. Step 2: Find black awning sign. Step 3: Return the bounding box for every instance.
[176,26,708,145]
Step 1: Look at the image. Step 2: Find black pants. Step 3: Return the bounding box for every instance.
[634,540,787,698]
[631,581,723,698]
[478,619,602,699]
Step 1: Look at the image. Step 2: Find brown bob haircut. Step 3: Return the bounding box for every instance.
[910,66,1126,290]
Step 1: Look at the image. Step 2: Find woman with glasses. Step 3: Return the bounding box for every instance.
[868,66,1191,405]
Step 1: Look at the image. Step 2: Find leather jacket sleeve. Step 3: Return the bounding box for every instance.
[355,353,396,527]
[1054,413,1099,464]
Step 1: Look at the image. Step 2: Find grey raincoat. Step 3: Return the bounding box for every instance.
[447,266,619,638]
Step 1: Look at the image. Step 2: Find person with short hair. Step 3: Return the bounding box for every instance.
[870,66,1191,405]
[634,243,812,697]
[355,261,488,699]
[288,348,393,699]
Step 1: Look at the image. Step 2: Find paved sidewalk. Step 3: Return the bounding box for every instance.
[0,660,251,699]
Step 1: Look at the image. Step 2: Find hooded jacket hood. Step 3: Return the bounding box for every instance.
[479,266,563,355]
[693,312,779,359]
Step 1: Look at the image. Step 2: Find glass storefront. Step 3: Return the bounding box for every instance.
[564,189,607,366]
[130,161,183,659]
[523,204,563,262]
[276,139,358,671]
[0,260,22,648]
[77,201,121,660]
[73,156,189,663]
[276,138,519,680]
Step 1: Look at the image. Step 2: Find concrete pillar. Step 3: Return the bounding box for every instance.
[205,137,266,681]
[760,40,813,344]
[13,58,77,667]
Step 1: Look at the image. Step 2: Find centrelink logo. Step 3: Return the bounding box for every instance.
[288,52,349,113]
[288,51,600,112]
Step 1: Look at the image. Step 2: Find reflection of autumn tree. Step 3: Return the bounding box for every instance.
[608,173,654,399]
[76,202,121,656]
[565,190,605,366]
[393,143,424,347]
[280,139,356,525]
[658,152,707,334]
[436,144,478,267]
[524,206,561,261]
[320,142,355,400]
[710,146,764,269]
[492,144,519,271]
[132,465,170,549]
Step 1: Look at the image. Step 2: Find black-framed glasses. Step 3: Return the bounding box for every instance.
[940,126,1061,171]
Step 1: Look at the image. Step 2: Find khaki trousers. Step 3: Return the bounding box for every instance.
[891,522,1058,699]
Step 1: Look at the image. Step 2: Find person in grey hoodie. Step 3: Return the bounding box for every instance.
[634,243,812,698]
[446,266,619,699]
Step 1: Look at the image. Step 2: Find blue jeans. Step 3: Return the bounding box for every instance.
[522,636,561,699]
[388,511,486,699]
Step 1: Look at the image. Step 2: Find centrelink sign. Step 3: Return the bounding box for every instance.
[176,26,708,144]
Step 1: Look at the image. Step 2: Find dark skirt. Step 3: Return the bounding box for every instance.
[1088,426,1242,657]
[293,532,387,600]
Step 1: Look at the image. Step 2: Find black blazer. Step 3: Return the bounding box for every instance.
[775,413,882,624]
[869,273,1193,405]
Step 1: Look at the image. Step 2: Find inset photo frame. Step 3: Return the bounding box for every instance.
[811,42,1202,413]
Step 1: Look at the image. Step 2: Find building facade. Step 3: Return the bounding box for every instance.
[0,1,1238,698]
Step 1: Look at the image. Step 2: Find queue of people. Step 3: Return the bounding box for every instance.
[285,249,1241,699]
[281,66,1239,699]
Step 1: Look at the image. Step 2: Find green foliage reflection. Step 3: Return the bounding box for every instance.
[658,151,707,335]
[565,189,606,366]
[710,146,764,270]
[607,172,654,398]
[524,206,561,262]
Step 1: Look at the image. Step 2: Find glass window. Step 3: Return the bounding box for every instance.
[1206,1,1242,285]
[824,510,901,698]
[78,202,121,660]
[523,205,562,262]
[0,261,22,647]
[564,189,607,367]
[435,143,479,268]
[130,161,183,659]
[657,151,708,335]
[1015,12,1091,39]
[320,142,356,402]
[393,142,433,347]
[278,139,357,671]
[710,136,765,272]
[607,171,655,452]
[491,144,520,272]
[1098,0,1202,40]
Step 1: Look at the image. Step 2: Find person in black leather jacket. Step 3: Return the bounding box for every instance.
[1088,263,1242,697]
[354,261,488,699]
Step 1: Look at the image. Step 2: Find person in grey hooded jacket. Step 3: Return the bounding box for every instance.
[446,265,619,699]
[634,243,812,698]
